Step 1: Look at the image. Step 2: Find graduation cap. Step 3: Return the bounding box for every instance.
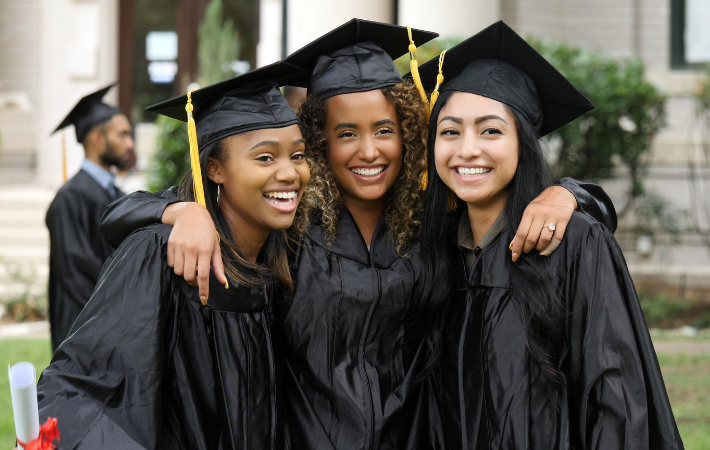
[52,84,123,143]
[416,21,594,136]
[280,19,438,100]
[145,63,299,251]
[146,63,299,150]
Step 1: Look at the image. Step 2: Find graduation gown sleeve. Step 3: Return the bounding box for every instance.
[37,227,173,449]
[556,177,617,232]
[100,187,179,248]
[562,216,683,449]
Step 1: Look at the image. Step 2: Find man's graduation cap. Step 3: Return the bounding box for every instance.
[52,84,123,143]
[280,19,438,100]
[417,21,594,136]
[145,64,300,249]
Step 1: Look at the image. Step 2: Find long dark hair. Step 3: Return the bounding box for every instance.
[178,136,293,288]
[416,90,567,402]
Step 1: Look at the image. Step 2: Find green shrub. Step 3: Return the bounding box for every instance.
[0,262,47,322]
[528,39,666,213]
[145,115,190,192]
[638,290,691,328]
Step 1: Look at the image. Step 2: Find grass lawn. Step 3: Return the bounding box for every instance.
[0,338,708,448]
[0,338,52,447]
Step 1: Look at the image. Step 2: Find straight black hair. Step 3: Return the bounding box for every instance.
[415,90,566,402]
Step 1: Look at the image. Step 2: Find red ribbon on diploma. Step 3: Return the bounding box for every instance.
[16,417,60,450]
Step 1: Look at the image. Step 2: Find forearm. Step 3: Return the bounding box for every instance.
[101,187,180,247]
[555,177,617,232]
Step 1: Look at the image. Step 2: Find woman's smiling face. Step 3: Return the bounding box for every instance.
[324,89,403,206]
[434,92,519,210]
[207,124,310,233]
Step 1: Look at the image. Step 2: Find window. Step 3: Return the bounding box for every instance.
[671,0,710,69]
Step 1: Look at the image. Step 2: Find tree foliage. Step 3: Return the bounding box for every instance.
[146,0,239,191]
[146,115,190,192]
[528,39,667,215]
[198,0,240,86]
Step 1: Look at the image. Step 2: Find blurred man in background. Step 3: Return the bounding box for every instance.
[46,85,134,351]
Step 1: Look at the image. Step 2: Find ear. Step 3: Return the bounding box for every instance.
[91,128,106,149]
[206,157,224,184]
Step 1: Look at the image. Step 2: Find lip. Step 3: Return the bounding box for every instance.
[262,187,300,213]
[349,164,389,183]
[451,166,492,183]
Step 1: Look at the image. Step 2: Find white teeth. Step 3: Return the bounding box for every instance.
[457,167,491,176]
[351,166,385,176]
[265,191,297,200]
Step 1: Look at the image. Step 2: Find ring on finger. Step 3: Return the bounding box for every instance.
[546,223,556,233]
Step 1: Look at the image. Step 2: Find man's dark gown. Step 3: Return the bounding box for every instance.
[100,180,615,449]
[45,169,124,350]
[439,212,683,449]
[37,224,282,450]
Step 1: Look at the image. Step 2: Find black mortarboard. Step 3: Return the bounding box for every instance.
[280,19,438,100]
[52,84,123,143]
[145,62,299,150]
[416,21,593,136]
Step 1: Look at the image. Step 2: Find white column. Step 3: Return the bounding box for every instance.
[398,0,501,38]
[286,0,394,55]
[257,0,284,68]
[37,0,119,188]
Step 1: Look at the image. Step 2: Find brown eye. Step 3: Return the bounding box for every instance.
[482,128,502,135]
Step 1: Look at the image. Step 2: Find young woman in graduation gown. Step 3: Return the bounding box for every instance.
[35,80,310,450]
[100,20,616,449]
[416,22,684,449]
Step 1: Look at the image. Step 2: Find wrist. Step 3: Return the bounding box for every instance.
[161,202,191,226]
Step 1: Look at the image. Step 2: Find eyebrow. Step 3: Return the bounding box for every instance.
[438,116,463,126]
[475,115,508,125]
[249,141,279,151]
[292,138,305,146]
[437,115,508,126]
[334,122,358,130]
[374,119,396,127]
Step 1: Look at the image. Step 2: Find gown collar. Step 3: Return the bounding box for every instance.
[305,206,401,268]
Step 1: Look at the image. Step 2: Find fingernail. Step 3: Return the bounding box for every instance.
[512,253,519,262]
[509,239,514,250]
[200,296,207,305]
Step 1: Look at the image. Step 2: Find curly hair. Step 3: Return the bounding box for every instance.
[295,79,429,254]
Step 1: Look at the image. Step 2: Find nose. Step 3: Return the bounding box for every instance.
[358,135,378,162]
[456,130,481,160]
[274,159,300,184]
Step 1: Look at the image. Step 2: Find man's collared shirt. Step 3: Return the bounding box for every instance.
[81,159,117,198]
[457,209,506,274]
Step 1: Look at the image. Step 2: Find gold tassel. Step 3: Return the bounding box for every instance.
[186,90,229,290]
[186,91,206,207]
[406,26,429,108]
[61,131,67,183]
[429,50,447,114]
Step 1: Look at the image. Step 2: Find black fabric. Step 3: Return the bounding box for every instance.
[437,213,683,449]
[45,169,125,351]
[146,81,299,149]
[279,19,437,100]
[414,21,594,136]
[37,224,282,450]
[556,176,618,232]
[276,208,429,449]
[52,84,122,143]
[97,179,617,450]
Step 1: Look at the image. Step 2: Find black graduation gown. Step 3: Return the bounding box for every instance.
[45,169,124,350]
[276,209,429,449]
[98,180,617,450]
[439,212,683,450]
[37,224,282,450]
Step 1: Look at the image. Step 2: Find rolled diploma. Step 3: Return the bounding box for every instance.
[9,362,39,448]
